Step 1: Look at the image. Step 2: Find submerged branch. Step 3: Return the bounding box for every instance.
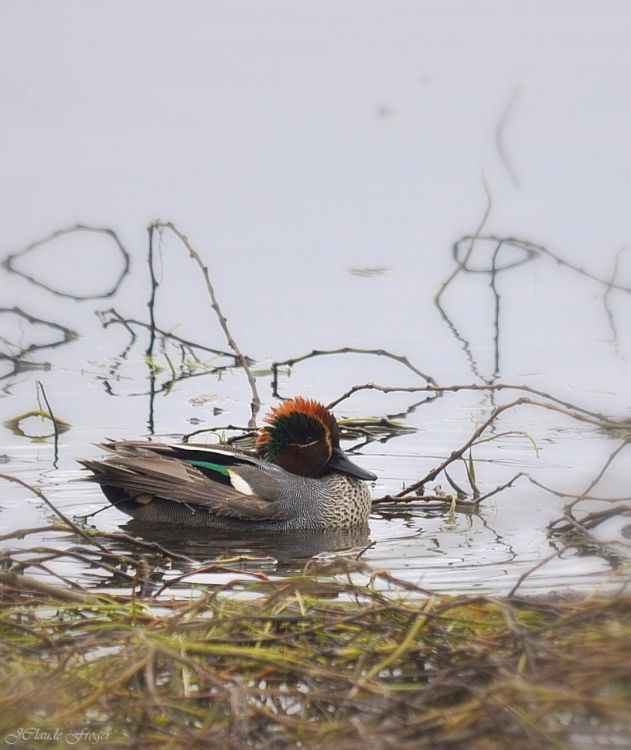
[2,224,130,300]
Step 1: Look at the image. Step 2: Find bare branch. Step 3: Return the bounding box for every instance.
[150,221,261,428]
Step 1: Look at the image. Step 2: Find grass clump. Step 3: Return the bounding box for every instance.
[1,573,630,749]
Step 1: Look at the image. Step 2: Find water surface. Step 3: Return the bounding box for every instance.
[1,1,630,597]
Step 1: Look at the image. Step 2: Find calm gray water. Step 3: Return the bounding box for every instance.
[1,1,630,596]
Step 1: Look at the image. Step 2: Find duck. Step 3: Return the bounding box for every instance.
[79,397,377,530]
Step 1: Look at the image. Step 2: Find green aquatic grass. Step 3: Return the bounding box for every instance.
[1,575,630,749]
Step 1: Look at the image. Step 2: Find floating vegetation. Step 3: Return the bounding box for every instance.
[345,266,392,278]
[3,408,71,440]
[338,415,417,442]
[0,572,629,749]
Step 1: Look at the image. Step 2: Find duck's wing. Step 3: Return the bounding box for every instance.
[78,441,291,522]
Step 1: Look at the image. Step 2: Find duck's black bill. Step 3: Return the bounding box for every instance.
[329,447,377,481]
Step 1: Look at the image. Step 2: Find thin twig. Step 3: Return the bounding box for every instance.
[472,472,526,506]
[328,380,625,426]
[98,308,236,359]
[547,437,631,533]
[508,545,573,598]
[271,347,436,400]
[495,85,521,188]
[151,563,270,598]
[603,246,627,347]
[454,235,631,294]
[394,396,624,498]
[151,221,261,428]
[434,177,492,303]
[35,380,59,466]
[570,436,631,511]
[0,473,114,556]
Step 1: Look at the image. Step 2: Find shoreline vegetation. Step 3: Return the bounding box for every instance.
[1,564,630,749]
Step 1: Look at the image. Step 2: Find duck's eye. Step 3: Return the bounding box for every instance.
[296,433,319,445]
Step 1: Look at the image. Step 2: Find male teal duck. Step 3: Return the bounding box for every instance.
[79,397,376,530]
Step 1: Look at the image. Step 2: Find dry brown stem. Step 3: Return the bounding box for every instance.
[151,220,261,428]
